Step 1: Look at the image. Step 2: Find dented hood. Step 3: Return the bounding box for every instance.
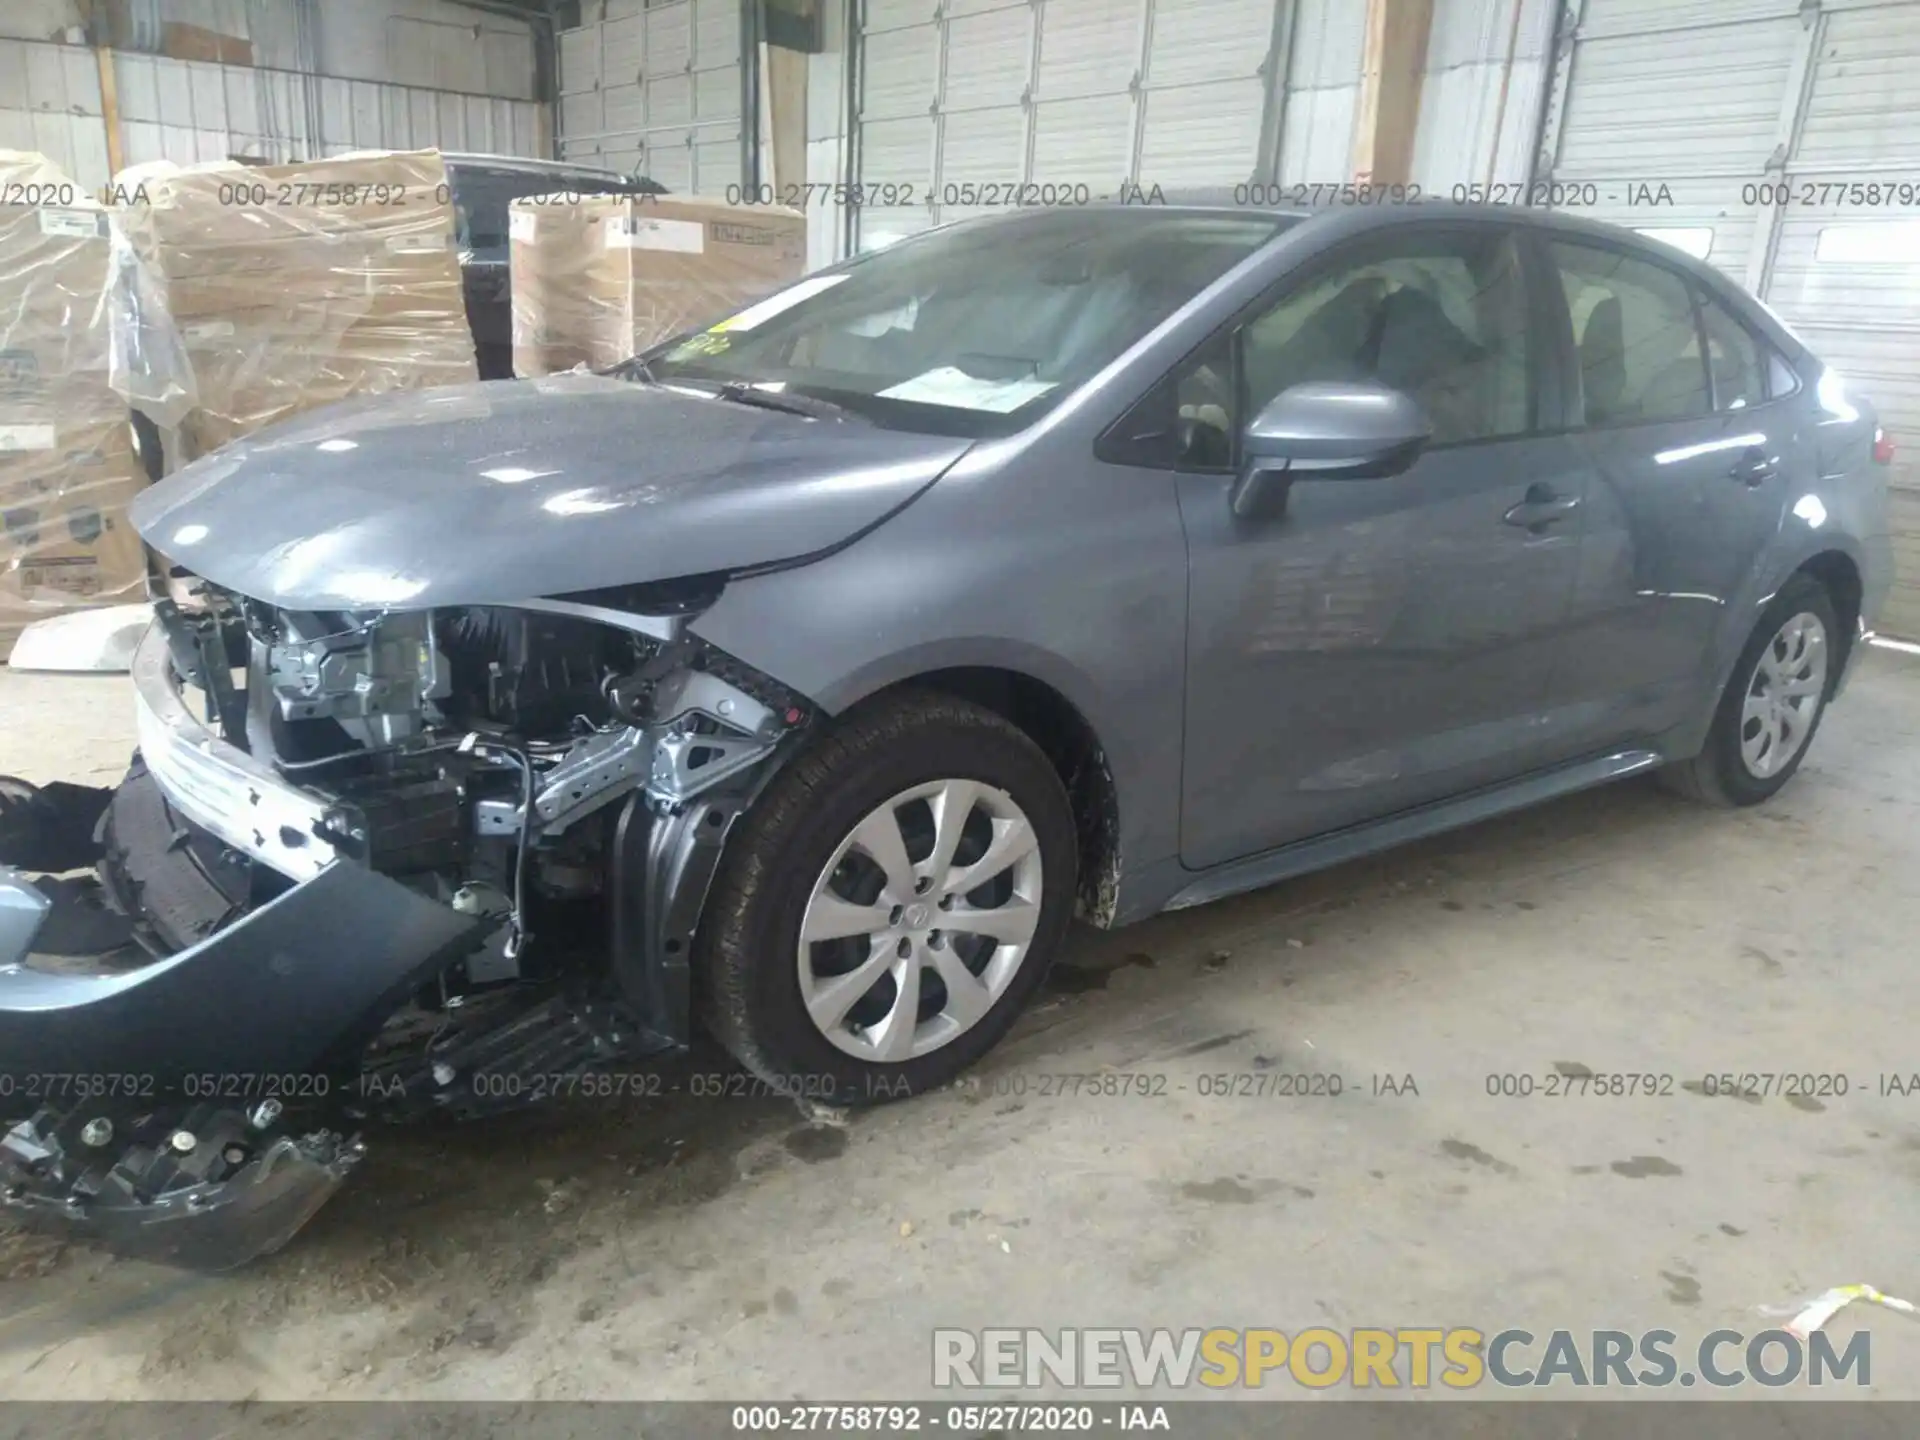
[131,374,973,610]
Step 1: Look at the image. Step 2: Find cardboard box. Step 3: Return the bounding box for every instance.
[510,195,805,376]
[2,155,116,385]
[116,151,479,462]
[0,423,147,653]
[0,151,148,651]
[172,301,477,459]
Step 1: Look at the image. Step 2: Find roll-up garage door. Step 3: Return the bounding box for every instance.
[852,0,1286,251]
[560,0,745,194]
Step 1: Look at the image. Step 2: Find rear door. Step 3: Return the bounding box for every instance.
[1153,222,1591,870]
[1539,237,1803,750]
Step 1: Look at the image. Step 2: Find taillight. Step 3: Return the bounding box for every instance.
[1873,427,1897,466]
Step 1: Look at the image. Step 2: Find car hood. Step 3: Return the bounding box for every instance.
[132,375,973,610]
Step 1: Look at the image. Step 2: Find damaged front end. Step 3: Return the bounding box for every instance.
[0,579,809,1268]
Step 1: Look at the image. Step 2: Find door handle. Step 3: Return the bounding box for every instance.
[1502,489,1582,532]
[1729,446,1777,487]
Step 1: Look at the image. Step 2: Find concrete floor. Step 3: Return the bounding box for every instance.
[3,653,1920,1400]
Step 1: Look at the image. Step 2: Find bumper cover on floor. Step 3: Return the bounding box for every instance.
[1,1104,361,1271]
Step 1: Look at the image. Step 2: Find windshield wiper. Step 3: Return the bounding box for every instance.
[602,354,658,384]
[709,381,849,421]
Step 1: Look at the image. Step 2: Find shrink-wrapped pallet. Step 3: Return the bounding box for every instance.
[1,151,148,654]
[510,194,804,376]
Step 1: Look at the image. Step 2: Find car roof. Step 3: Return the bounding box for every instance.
[442,152,662,185]
[984,198,1800,356]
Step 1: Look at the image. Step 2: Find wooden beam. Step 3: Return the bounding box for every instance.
[94,44,125,182]
[766,44,808,193]
[1351,0,1434,188]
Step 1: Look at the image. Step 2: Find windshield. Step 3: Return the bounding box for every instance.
[646,209,1289,437]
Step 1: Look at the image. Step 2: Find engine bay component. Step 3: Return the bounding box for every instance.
[3,589,812,1267]
[265,610,450,748]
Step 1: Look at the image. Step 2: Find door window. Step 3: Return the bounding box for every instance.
[1697,292,1768,411]
[1240,230,1534,446]
[1113,228,1535,470]
[1549,242,1709,427]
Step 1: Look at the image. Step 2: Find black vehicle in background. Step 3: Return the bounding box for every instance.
[443,153,666,379]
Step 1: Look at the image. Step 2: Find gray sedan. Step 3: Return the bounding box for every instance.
[0,201,1893,1263]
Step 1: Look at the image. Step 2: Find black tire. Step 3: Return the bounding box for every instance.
[1660,573,1840,807]
[698,690,1077,1103]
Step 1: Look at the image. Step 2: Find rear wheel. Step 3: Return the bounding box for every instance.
[1661,573,1838,807]
[698,691,1077,1102]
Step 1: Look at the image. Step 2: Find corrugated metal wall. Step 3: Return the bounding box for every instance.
[112,53,542,176]
[558,0,745,191]
[0,40,109,185]
[0,37,544,193]
[840,0,1558,251]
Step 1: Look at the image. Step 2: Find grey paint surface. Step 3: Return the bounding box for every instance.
[131,376,972,611]
[133,202,1892,927]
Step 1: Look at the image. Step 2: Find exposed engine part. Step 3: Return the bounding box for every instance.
[650,730,779,803]
[314,774,467,874]
[266,610,449,748]
[450,881,512,918]
[474,724,649,838]
[447,880,518,983]
[649,668,780,738]
[438,606,645,734]
[470,663,792,838]
[531,829,605,898]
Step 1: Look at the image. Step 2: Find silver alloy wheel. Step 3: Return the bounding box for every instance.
[797,779,1043,1062]
[1740,611,1828,779]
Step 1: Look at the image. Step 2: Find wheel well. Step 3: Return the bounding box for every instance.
[1798,550,1863,679]
[889,667,1123,928]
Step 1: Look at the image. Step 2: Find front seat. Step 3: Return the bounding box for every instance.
[1365,286,1489,441]
[1579,296,1628,425]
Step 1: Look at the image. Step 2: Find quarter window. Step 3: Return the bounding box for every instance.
[1697,293,1768,411]
[1549,241,1708,427]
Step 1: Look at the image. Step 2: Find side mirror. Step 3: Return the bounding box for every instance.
[1230,381,1432,520]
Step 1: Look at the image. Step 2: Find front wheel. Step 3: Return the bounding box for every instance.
[1661,573,1839,807]
[698,690,1078,1102]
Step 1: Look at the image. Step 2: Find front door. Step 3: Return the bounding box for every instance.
[1167,225,1588,870]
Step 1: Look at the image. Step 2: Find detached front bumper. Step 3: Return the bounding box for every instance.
[0,622,484,1266]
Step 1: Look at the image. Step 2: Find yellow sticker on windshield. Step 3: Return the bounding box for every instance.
[670,332,732,359]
